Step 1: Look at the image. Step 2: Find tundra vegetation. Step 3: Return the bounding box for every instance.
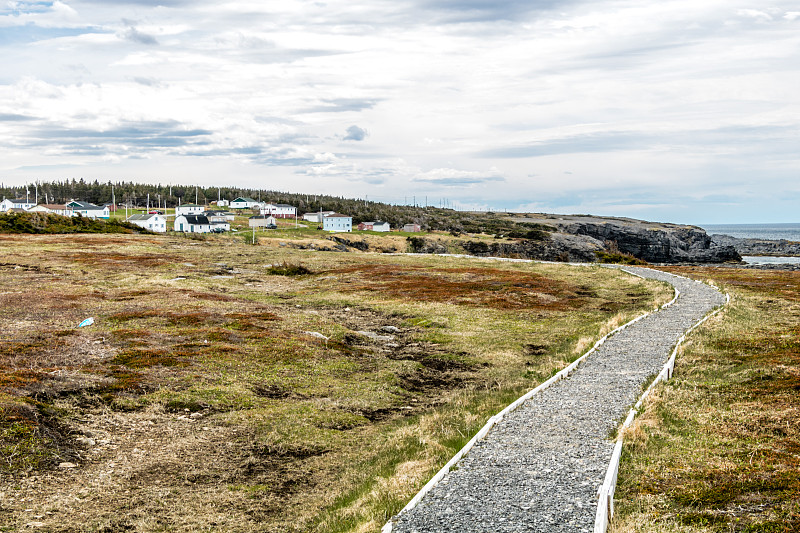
[0,233,671,532]
[613,266,800,533]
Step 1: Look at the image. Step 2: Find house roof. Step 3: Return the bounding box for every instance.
[178,203,203,208]
[249,214,276,219]
[128,214,161,221]
[266,203,295,208]
[232,197,258,203]
[38,204,67,210]
[66,200,104,210]
[324,213,351,218]
[180,215,211,225]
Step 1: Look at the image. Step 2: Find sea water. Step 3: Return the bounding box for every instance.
[699,223,800,265]
[700,223,800,242]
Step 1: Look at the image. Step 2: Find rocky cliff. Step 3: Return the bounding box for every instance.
[711,234,800,257]
[324,214,742,264]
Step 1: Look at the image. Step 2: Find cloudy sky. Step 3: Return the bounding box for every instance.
[1,0,798,223]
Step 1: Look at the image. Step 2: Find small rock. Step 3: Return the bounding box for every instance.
[303,331,329,340]
[58,462,77,469]
[189,412,203,419]
[75,437,96,446]
[357,331,395,342]
[381,326,401,333]
[26,522,46,528]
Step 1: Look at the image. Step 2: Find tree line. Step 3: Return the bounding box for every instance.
[0,179,552,236]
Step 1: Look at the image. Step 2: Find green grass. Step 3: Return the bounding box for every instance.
[0,234,672,533]
[611,267,800,533]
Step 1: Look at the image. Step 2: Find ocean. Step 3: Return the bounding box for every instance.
[699,223,800,265]
[699,223,800,241]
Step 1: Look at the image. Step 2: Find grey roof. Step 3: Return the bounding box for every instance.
[232,197,258,203]
[128,214,160,221]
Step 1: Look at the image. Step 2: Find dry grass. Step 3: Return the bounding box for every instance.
[0,234,671,532]
[612,267,800,533]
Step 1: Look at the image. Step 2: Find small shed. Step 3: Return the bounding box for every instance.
[358,221,390,232]
[249,215,277,228]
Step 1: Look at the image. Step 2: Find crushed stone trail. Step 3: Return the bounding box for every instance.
[388,267,726,533]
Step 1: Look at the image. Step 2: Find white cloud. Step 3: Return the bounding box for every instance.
[0,0,798,222]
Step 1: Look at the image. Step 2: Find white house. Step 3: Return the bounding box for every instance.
[127,213,168,233]
[175,203,204,216]
[29,204,71,216]
[1,198,35,211]
[230,197,261,210]
[204,210,235,222]
[261,203,296,218]
[174,214,211,233]
[303,211,334,223]
[403,224,422,233]
[249,215,277,228]
[358,221,390,232]
[323,213,352,232]
[66,201,109,219]
[205,211,234,230]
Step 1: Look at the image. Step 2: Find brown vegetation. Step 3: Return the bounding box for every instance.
[613,267,800,533]
[0,234,670,532]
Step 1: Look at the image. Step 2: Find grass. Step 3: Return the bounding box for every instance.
[611,266,800,533]
[0,233,672,532]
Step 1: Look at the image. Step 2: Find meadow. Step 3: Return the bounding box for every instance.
[0,232,671,532]
[612,267,800,533]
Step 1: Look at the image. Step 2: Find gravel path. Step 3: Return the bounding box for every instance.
[387,267,726,533]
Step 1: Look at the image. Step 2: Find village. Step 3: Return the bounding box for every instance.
[0,195,423,235]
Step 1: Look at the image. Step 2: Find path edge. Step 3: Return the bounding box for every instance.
[592,272,730,533]
[381,268,681,533]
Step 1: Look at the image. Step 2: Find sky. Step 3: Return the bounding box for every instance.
[1,0,798,224]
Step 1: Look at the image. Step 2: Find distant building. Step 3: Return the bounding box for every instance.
[66,201,109,219]
[175,203,205,216]
[174,214,211,233]
[249,215,277,228]
[403,224,421,233]
[205,210,235,222]
[323,213,352,232]
[261,203,297,218]
[128,213,168,233]
[303,211,334,223]
[28,204,70,216]
[230,197,261,210]
[1,198,36,211]
[358,221,390,232]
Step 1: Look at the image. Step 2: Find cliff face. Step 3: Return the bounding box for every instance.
[711,234,800,257]
[555,220,741,263]
[324,214,742,264]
